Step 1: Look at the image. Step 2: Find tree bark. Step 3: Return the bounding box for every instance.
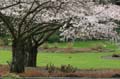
[25,45,38,67]
[10,40,25,73]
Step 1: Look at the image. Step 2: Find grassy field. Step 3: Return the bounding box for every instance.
[0,40,120,69]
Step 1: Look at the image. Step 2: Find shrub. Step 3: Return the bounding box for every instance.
[53,43,58,48]
[42,42,49,49]
[67,42,73,48]
[60,64,77,73]
[46,63,56,73]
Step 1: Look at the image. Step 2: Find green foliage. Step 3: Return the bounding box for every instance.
[2,73,24,79]
[47,31,60,43]
[114,20,120,33]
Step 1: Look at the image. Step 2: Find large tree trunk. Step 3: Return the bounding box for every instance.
[10,40,25,73]
[26,46,38,67]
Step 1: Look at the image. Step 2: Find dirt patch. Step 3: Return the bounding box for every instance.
[20,69,120,78]
[24,67,120,78]
[1,65,120,78]
[0,65,9,76]
[0,46,113,53]
[38,47,113,53]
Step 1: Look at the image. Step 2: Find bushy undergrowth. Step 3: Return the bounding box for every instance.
[60,64,77,73]
[45,64,77,73]
[46,63,56,73]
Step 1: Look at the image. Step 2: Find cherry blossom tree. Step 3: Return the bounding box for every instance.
[0,0,71,73]
[1,0,119,73]
[60,3,120,42]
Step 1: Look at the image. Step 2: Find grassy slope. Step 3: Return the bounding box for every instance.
[0,40,120,69]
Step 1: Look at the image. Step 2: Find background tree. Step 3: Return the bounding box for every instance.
[60,1,120,42]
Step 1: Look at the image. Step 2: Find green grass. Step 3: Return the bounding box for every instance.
[37,52,120,69]
[0,40,120,69]
[0,50,11,64]
[1,50,120,69]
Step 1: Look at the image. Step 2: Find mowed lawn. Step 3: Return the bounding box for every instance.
[0,40,120,69]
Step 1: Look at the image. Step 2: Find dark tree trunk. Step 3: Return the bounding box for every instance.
[26,45,38,67]
[10,40,25,73]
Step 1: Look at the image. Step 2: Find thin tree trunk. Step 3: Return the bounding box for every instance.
[10,40,25,73]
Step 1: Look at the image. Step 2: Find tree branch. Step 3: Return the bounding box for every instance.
[0,12,16,39]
